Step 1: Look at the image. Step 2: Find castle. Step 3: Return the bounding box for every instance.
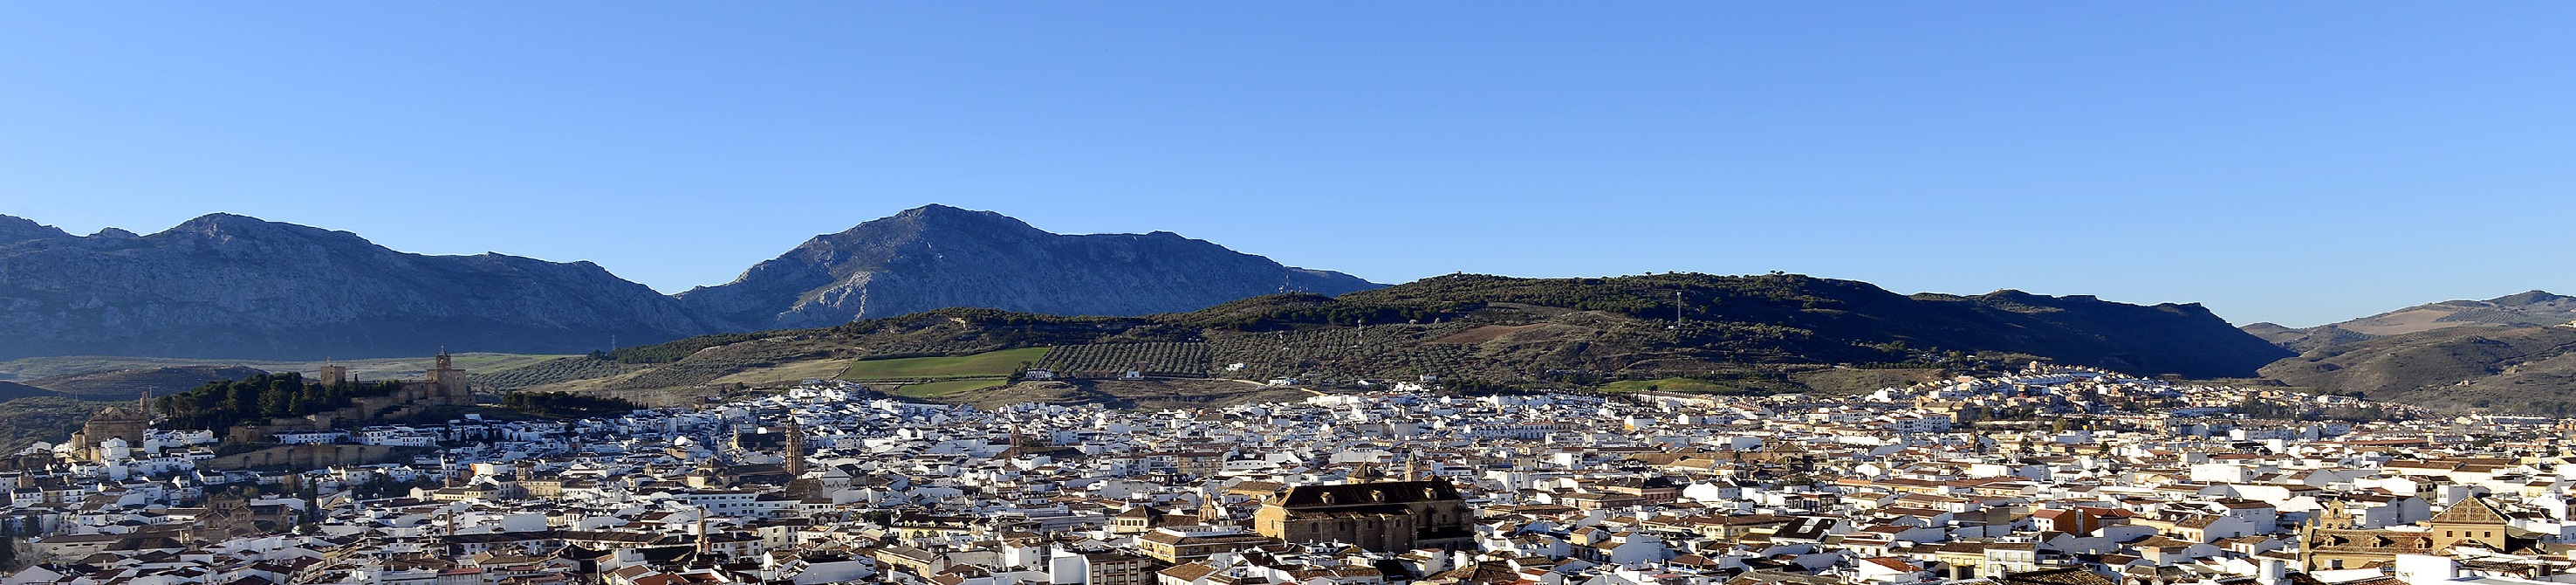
[226,351,474,444]
[67,352,478,460]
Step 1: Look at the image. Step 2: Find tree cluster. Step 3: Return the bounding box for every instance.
[155,373,407,432]
[500,392,641,418]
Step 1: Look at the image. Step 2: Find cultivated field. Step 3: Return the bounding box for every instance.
[1034,342,1213,377]
[893,379,1008,397]
[837,348,1049,381]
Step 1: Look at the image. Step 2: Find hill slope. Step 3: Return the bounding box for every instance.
[0,381,65,402]
[24,366,271,401]
[0,214,716,361]
[2242,290,2576,352]
[2260,325,2576,415]
[676,204,1380,331]
[506,272,2288,402]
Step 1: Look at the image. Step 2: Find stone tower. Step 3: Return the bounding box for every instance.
[784,415,807,476]
[427,349,467,397]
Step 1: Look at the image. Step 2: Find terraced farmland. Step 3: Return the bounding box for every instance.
[1034,343,1212,378]
[475,356,650,390]
[1203,323,1482,385]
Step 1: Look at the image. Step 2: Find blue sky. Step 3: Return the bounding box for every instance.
[2,3,2569,327]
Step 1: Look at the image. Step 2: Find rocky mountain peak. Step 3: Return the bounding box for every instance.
[161,212,359,242]
[0,214,73,244]
[680,205,1381,330]
[874,203,1044,234]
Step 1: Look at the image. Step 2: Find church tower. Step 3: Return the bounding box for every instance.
[783,415,807,476]
[428,349,467,397]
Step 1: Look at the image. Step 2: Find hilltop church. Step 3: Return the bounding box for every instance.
[65,393,154,463]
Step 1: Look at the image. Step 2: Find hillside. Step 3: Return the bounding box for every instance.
[0,213,715,361]
[2241,322,2375,354]
[0,381,64,402]
[497,272,2287,405]
[2259,325,2576,415]
[0,396,120,452]
[2242,290,2576,352]
[676,204,1380,331]
[23,366,270,401]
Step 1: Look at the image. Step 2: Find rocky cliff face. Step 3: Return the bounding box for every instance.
[678,204,1381,330]
[0,214,715,360]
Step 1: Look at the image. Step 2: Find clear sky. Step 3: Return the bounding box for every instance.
[2,4,2569,327]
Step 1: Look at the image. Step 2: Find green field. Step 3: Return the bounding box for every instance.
[892,379,1009,397]
[837,348,1049,381]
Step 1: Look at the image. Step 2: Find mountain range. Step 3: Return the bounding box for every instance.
[0,205,1375,361]
[0,213,711,360]
[12,203,2576,417]
[479,272,2289,405]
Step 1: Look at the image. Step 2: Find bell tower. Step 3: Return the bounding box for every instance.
[784,415,807,476]
[428,348,467,397]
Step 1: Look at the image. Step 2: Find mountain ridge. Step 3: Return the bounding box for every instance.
[0,205,1382,361]
[676,204,1382,331]
[495,272,2292,401]
[0,212,717,361]
[2243,290,2576,353]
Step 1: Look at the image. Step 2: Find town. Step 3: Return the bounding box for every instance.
[2,361,2570,585]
